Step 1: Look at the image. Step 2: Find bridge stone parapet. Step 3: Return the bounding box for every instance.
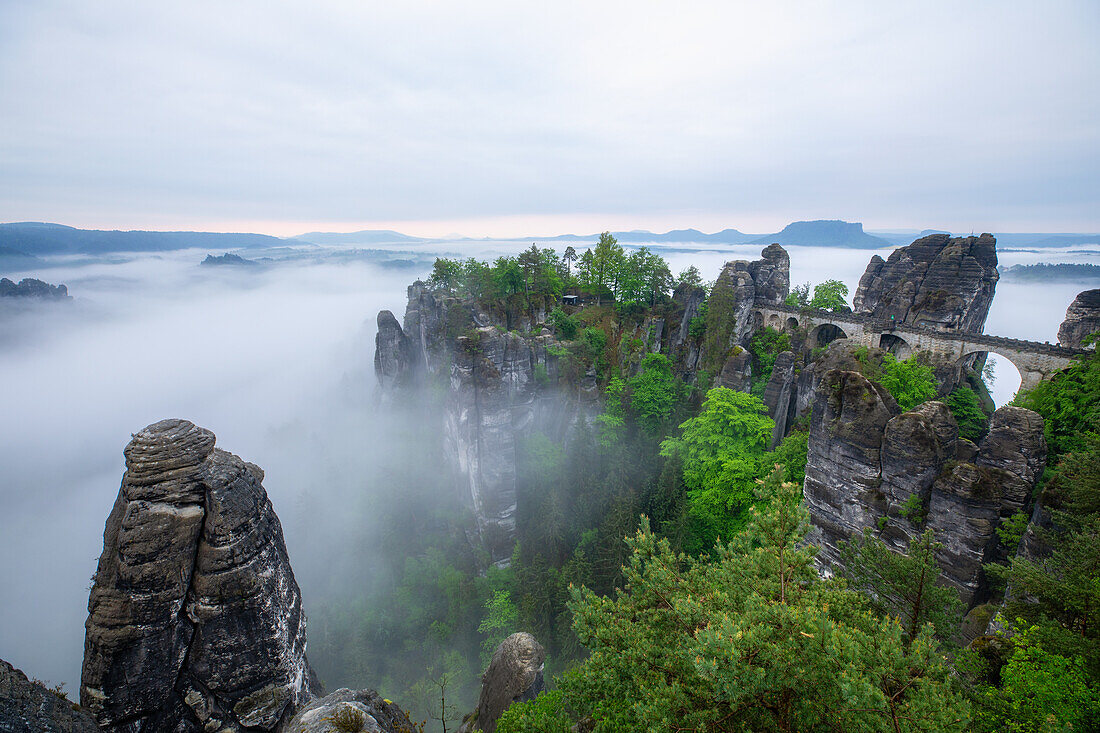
[753,301,1090,392]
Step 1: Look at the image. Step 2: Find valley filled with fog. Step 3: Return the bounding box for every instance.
[0,238,1096,693]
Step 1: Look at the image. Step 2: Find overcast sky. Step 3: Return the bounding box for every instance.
[1,1,1098,238]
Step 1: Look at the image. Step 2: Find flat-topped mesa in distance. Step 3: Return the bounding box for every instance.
[81,419,322,733]
[852,233,999,333]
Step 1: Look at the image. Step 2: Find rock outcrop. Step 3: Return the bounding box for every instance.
[804,372,1046,605]
[804,370,899,567]
[287,689,416,733]
[457,633,546,733]
[375,310,413,390]
[761,351,797,448]
[373,246,788,563]
[82,419,321,732]
[716,347,751,391]
[1057,288,1100,348]
[852,233,998,333]
[747,243,790,305]
[0,277,70,299]
[1,658,98,733]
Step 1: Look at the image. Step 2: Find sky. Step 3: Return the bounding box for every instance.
[1,1,1099,238]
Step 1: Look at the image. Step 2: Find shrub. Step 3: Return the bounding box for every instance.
[548,307,579,340]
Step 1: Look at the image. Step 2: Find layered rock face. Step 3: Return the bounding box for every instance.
[1058,288,1100,348]
[373,248,790,563]
[82,419,321,732]
[287,690,416,733]
[747,243,790,305]
[457,633,546,733]
[804,372,1046,605]
[706,246,789,354]
[447,327,580,563]
[852,233,999,333]
[761,351,797,448]
[374,310,413,390]
[1,658,98,733]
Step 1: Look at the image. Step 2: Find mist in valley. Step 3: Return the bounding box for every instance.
[0,237,1095,705]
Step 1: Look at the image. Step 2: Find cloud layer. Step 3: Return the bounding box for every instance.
[0,1,1098,234]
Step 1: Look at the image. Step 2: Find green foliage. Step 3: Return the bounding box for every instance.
[841,528,962,643]
[628,354,684,438]
[899,493,926,526]
[785,281,810,307]
[555,473,970,732]
[595,377,626,448]
[533,362,549,386]
[660,388,772,547]
[687,315,706,340]
[972,624,1100,733]
[427,258,464,293]
[748,326,791,398]
[548,307,579,340]
[995,510,1030,549]
[496,689,574,733]
[771,429,808,486]
[677,265,703,288]
[582,327,606,359]
[947,383,989,442]
[701,276,743,371]
[478,589,519,666]
[809,278,850,312]
[879,353,937,412]
[1016,347,1100,459]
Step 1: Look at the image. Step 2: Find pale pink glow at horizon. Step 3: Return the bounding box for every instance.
[12,211,1094,240]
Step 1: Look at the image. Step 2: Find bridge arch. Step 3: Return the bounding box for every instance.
[879,333,912,359]
[957,349,1023,405]
[786,316,799,331]
[811,322,848,347]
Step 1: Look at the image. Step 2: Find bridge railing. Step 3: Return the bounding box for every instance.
[753,300,1089,358]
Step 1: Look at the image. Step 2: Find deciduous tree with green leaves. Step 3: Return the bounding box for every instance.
[809,279,850,312]
[659,388,772,547]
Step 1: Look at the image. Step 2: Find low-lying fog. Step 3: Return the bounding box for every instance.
[0,239,1093,693]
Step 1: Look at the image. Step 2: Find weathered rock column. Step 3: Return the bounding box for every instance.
[82,419,321,733]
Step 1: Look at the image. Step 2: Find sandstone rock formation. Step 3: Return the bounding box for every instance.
[716,347,751,392]
[804,371,1046,606]
[457,633,546,733]
[375,310,413,390]
[852,233,999,333]
[372,247,790,563]
[82,419,321,732]
[804,370,899,568]
[761,351,797,448]
[1057,288,1100,348]
[1,658,97,733]
[747,243,790,305]
[287,689,416,733]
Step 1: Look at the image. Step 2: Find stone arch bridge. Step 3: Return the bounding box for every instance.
[755,302,1089,392]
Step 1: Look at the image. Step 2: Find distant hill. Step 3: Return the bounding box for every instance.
[991,233,1100,248]
[750,220,892,249]
[0,222,286,255]
[201,253,262,267]
[1001,263,1100,282]
[527,228,759,244]
[292,229,425,244]
[0,245,41,273]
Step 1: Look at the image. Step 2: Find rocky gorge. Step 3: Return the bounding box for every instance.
[3,231,1098,732]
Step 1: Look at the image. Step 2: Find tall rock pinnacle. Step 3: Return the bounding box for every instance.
[81,419,321,732]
